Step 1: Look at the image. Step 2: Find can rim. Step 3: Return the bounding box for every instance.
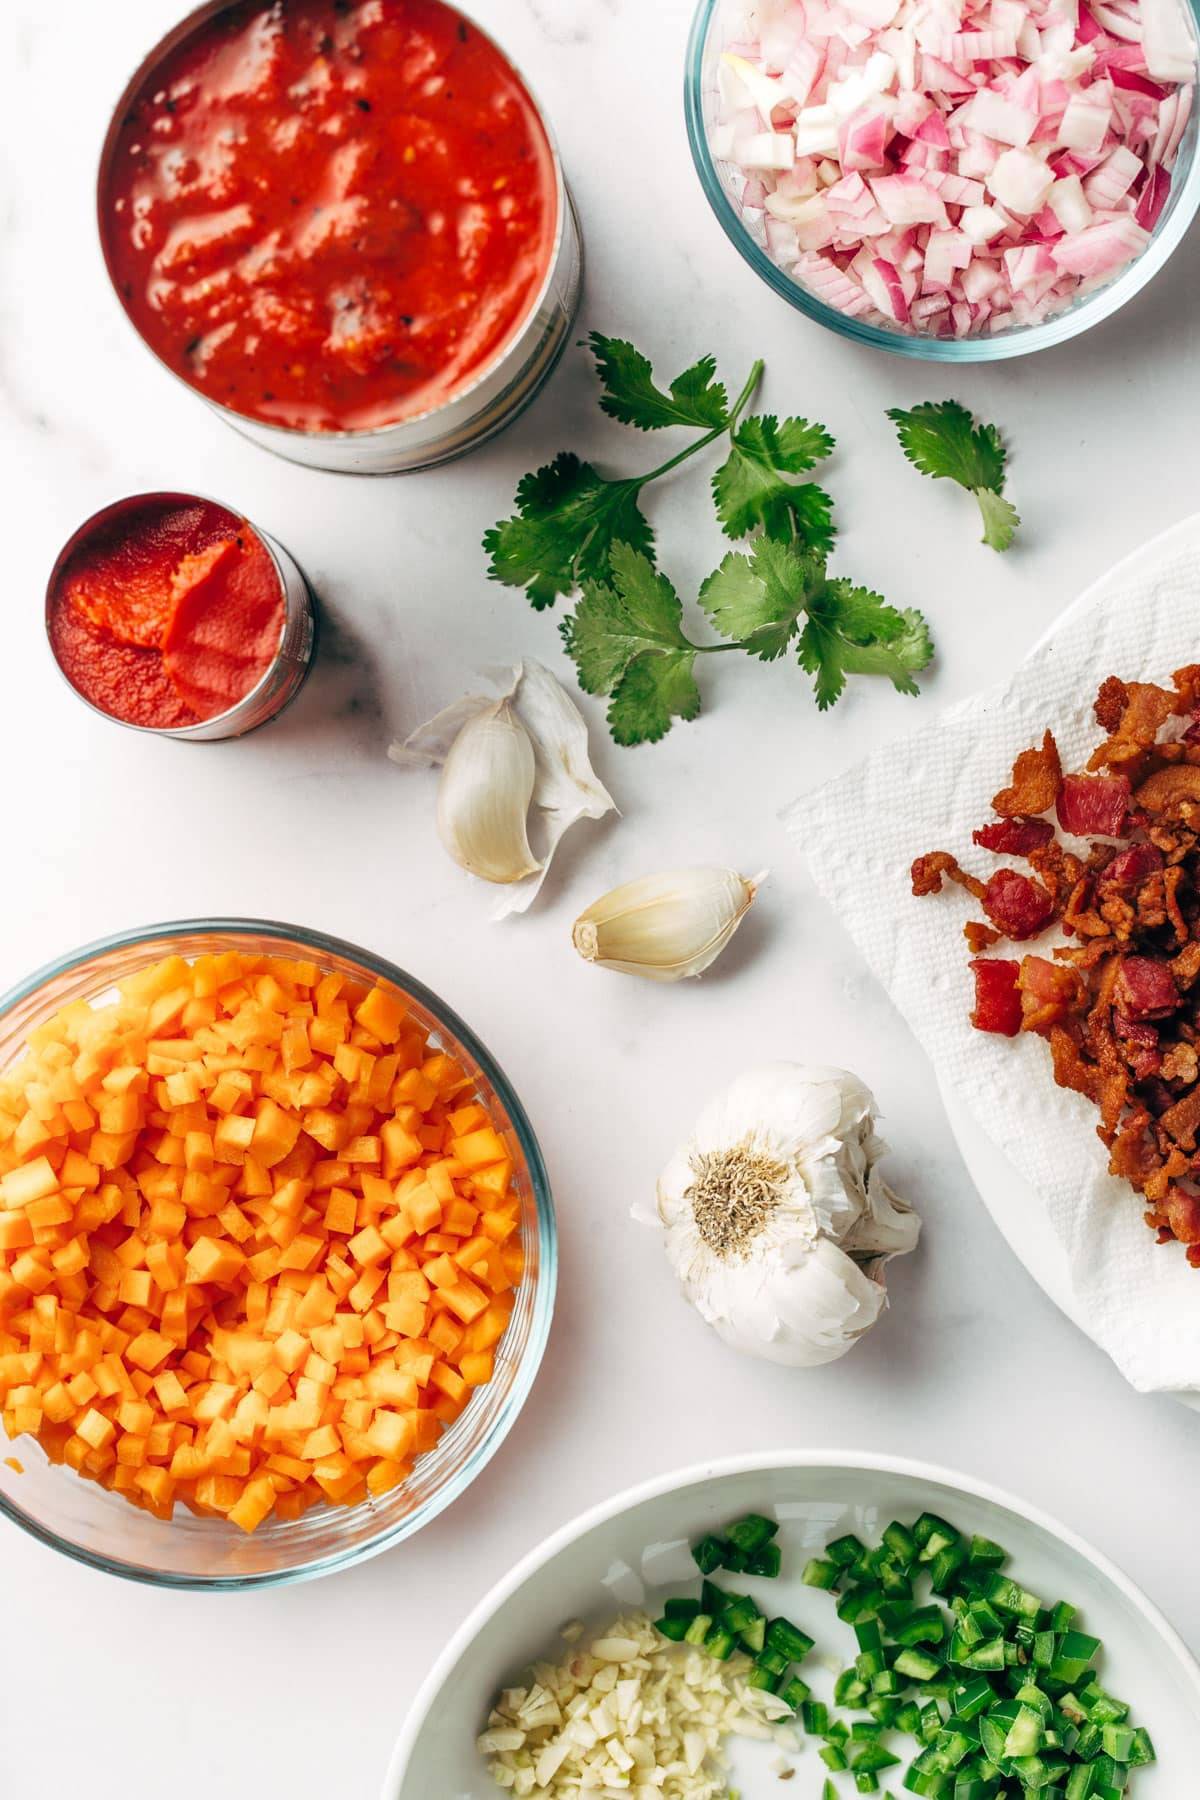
[94,0,571,445]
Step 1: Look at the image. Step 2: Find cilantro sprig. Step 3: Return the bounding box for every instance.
[485,334,935,745]
[887,400,1020,552]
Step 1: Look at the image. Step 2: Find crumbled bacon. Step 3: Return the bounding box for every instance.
[972,818,1056,856]
[1056,774,1131,839]
[1094,676,1128,734]
[968,959,1022,1037]
[982,869,1055,942]
[911,851,984,901]
[912,666,1200,1266]
[1167,1190,1200,1245]
[964,921,1001,953]
[992,730,1062,818]
[1101,843,1164,887]
[1018,955,1080,1037]
[1115,957,1179,1021]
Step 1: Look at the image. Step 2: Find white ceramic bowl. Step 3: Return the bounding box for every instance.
[383,1451,1200,1797]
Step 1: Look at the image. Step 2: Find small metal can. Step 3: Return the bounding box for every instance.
[45,493,317,742]
[96,0,583,477]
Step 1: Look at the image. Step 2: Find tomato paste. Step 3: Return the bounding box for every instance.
[100,0,558,434]
[49,498,286,729]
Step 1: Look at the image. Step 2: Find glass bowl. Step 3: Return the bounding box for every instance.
[685,0,1200,360]
[0,920,555,1589]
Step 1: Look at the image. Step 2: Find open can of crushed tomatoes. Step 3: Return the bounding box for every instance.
[96,0,583,476]
[45,493,317,742]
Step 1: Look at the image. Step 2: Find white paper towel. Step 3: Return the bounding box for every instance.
[786,515,1200,1395]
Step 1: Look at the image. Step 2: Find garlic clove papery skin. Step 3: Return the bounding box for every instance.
[653,1063,919,1367]
[572,868,763,982]
[435,699,542,884]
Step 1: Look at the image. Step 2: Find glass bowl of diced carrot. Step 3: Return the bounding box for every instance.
[0,920,555,1588]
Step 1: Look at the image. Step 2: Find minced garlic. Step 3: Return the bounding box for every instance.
[478,1611,794,1798]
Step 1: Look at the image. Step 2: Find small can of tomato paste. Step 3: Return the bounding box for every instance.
[96,0,582,476]
[45,494,317,741]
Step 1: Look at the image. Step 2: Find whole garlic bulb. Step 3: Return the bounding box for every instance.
[653,1064,919,1367]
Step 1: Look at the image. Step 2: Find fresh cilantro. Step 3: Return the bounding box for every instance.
[483,454,653,610]
[887,400,1020,552]
[588,333,729,431]
[712,414,836,549]
[562,544,700,746]
[797,581,934,711]
[485,333,939,744]
[698,538,824,662]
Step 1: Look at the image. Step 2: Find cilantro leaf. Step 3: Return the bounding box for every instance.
[797,579,934,711]
[607,651,702,746]
[712,415,836,549]
[698,537,825,661]
[561,543,700,745]
[484,453,653,609]
[887,400,1020,552]
[588,333,729,431]
[975,488,1021,553]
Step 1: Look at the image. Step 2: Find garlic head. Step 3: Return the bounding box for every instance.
[653,1063,919,1366]
[436,699,541,884]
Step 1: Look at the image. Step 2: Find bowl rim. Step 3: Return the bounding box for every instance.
[0,917,557,1591]
[684,0,1200,361]
[381,1446,1200,1796]
[94,0,572,445]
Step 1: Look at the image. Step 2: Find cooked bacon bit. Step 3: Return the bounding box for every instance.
[1115,956,1180,1021]
[1018,955,1080,1037]
[972,818,1055,856]
[1167,1193,1200,1243]
[992,730,1062,818]
[964,921,1001,953]
[1056,774,1131,839]
[1134,766,1200,816]
[1161,1041,1199,1086]
[1101,843,1164,887]
[910,852,985,902]
[1171,665,1200,713]
[982,869,1055,942]
[1161,1087,1200,1150]
[1049,1025,1096,1101]
[1027,840,1085,905]
[1163,864,1189,946]
[968,959,1022,1037]
[1118,683,1175,746]
[1108,1109,1157,1189]
[1113,1016,1160,1060]
[1094,676,1128,733]
[1171,942,1200,991]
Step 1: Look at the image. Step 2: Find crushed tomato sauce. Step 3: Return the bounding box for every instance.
[49,498,285,729]
[100,0,558,433]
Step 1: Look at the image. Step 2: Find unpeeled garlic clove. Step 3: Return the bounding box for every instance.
[389,661,617,916]
[572,867,765,982]
[436,699,542,884]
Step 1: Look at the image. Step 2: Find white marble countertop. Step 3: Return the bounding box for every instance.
[3,2,1200,1796]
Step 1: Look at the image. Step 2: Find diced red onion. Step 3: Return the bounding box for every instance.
[710,0,1194,337]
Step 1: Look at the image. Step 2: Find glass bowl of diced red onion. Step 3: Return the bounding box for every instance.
[685,0,1200,355]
